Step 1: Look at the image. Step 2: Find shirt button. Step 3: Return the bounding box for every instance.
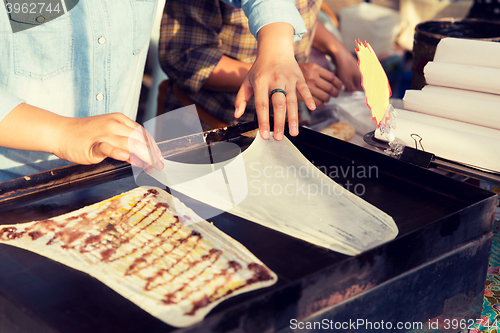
[98,37,106,44]
[96,93,104,101]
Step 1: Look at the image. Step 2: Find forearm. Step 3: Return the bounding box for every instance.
[312,21,344,59]
[257,22,295,61]
[0,103,67,154]
[0,104,162,169]
[312,21,362,91]
[202,56,253,92]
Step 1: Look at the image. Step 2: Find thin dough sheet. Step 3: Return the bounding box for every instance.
[227,135,398,255]
[152,135,398,256]
[0,187,277,327]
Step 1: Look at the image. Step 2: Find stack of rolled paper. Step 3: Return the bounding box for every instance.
[380,38,500,173]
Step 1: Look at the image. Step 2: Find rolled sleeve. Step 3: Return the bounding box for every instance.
[0,89,25,123]
[221,0,307,42]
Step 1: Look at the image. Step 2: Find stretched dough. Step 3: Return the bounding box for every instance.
[152,135,398,255]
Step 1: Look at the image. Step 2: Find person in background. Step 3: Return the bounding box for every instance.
[0,0,313,181]
[159,0,361,140]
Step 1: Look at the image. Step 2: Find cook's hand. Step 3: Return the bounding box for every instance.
[312,21,362,92]
[299,62,345,108]
[0,104,163,173]
[55,113,163,172]
[234,23,316,141]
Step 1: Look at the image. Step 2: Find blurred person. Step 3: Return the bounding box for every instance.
[159,0,361,140]
[0,0,312,181]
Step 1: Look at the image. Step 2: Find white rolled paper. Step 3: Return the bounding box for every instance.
[403,89,500,130]
[422,85,500,103]
[423,62,500,95]
[434,37,500,69]
[375,109,500,173]
[394,37,500,172]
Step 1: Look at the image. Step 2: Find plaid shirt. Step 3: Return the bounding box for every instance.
[159,0,322,126]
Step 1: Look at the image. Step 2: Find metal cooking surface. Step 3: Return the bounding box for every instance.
[0,126,495,333]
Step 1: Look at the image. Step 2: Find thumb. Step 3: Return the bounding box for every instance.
[234,77,254,118]
[91,141,129,164]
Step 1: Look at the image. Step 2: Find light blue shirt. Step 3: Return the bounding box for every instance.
[0,0,306,182]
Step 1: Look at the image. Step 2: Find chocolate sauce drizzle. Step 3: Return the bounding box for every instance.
[0,188,274,316]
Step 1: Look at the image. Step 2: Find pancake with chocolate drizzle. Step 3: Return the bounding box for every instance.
[0,187,277,327]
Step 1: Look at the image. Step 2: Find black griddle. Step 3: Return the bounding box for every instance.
[0,122,496,333]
